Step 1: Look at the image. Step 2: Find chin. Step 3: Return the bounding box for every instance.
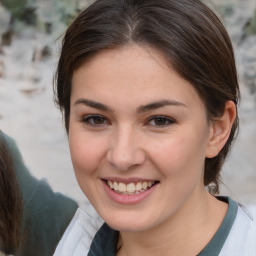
[103,211,154,232]
[107,221,147,233]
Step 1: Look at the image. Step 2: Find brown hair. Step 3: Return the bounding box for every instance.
[54,0,240,194]
[0,137,23,253]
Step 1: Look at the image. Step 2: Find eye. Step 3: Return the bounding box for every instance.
[147,116,175,127]
[81,115,108,127]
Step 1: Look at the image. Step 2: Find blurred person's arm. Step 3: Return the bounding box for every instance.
[0,130,78,256]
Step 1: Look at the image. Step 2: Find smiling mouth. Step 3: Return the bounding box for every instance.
[104,180,159,195]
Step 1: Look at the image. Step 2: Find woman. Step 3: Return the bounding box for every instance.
[0,130,78,256]
[0,133,22,255]
[54,0,256,255]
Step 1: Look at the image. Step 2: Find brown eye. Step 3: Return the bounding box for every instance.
[82,115,108,127]
[147,116,175,127]
[93,116,105,124]
[154,118,168,126]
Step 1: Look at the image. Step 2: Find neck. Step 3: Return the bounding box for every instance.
[117,192,228,256]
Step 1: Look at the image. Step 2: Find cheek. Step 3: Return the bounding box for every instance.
[149,131,207,178]
[69,129,105,177]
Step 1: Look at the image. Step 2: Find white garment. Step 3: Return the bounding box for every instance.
[53,202,103,256]
[219,204,256,256]
[54,202,256,256]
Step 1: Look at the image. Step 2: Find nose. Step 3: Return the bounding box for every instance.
[106,126,146,171]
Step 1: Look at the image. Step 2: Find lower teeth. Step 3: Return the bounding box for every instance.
[111,188,149,195]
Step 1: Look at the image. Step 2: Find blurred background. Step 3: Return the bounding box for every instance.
[0,0,256,205]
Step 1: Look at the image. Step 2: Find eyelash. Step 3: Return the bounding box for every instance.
[81,115,175,128]
[146,115,175,127]
[81,115,109,127]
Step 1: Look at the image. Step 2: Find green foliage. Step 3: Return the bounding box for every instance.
[52,0,81,25]
[246,9,256,36]
[0,0,90,34]
[214,3,235,20]
[1,0,30,21]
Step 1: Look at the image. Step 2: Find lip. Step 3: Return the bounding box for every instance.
[102,179,159,205]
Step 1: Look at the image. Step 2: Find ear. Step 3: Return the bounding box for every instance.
[206,101,237,158]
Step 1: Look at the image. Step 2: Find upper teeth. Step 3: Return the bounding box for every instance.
[107,180,155,194]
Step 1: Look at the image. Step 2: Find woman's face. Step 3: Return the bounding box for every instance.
[69,45,214,232]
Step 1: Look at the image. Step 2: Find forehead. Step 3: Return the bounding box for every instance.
[73,45,172,86]
[71,45,204,110]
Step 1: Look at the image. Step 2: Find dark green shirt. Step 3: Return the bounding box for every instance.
[0,131,78,256]
[88,197,238,256]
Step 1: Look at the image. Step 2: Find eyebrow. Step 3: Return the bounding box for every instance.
[74,98,187,113]
[137,100,187,113]
[74,99,114,112]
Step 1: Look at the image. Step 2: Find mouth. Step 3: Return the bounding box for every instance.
[104,180,159,195]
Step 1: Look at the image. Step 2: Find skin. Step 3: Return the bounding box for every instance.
[69,45,236,255]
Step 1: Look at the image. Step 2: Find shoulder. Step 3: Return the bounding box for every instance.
[0,130,28,178]
[54,201,103,256]
[0,130,20,157]
[0,130,79,254]
[220,202,256,256]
